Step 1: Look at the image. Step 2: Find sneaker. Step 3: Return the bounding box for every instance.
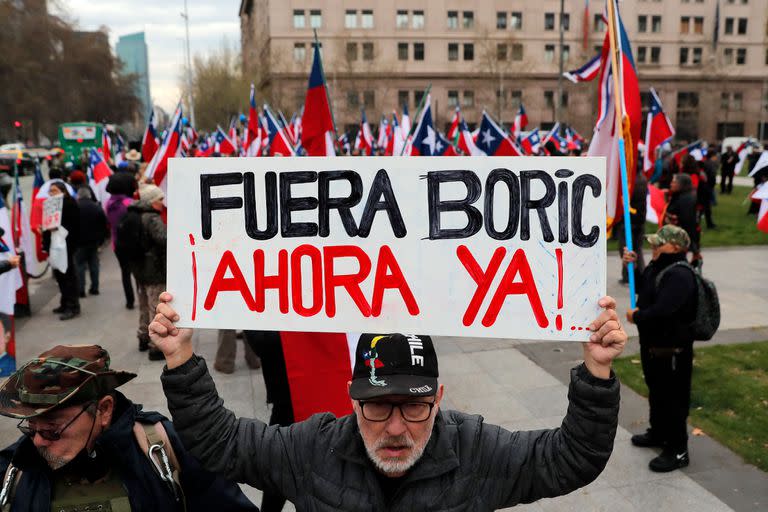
[79,291,86,298]
[89,289,99,296]
[52,306,66,314]
[138,338,150,352]
[59,310,80,321]
[649,449,689,472]
[148,349,165,361]
[213,362,235,374]
[631,431,664,448]
[126,303,135,310]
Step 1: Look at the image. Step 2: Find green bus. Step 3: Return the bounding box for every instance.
[58,122,103,165]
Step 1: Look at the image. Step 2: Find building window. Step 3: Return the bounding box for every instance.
[397,42,408,60]
[497,12,507,30]
[652,16,662,32]
[738,18,748,35]
[448,90,459,107]
[637,46,647,63]
[346,42,358,61]
[397,10,408,29]
[561,13,570,31]
[544,44,555,63]
[594,14,606,32]
[563,44,570,62]
[414,42,424,60]
[765,47,768,65]
[361,10,374,29]
[724,47,734,64]
[680,16,690,34]
[510,90,522,109]
[310,9,322,28]
[733,92,743,110]
[717,122,745,139]
[448,43,458,61]
[720,92,730,110]
[398,90,409,108]
[692,46,702,64]
[345,10,357,29]
[293,43,306,61]
[293,9,305,28]
[415,90,425,106]
[545,12,555,31]
[511,12,523,30]
[736,48,746,64]
[511,43,523,61]
[496,89,508,109]
[724,17,734,34]
[462,90,474,107]
[362,42,374,60]
[638,15,647,33]
[447,11,458,29]
[651,46,661,63]
[347,91,359,108]
[544,90,555,109]
[693,17,704,34]
[363,90,375,109]
[462,11,474,29]
[679,46,689,64]
[463,43,474,60]
[412,10,425,29]
[497,43,507,61]
[676,91,699,141]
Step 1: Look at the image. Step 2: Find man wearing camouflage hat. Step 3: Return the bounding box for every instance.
[624,224,698,472]
[0,344,257,511]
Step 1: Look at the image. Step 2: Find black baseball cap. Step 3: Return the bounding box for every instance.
[349,333,439,400]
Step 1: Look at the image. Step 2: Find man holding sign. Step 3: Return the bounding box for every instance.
[149,156,627,509]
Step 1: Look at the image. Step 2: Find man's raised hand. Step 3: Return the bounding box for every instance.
[149,292,195,369]
[582,296,627,379]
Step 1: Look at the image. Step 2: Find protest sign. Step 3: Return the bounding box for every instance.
[41,195,63,231]
[167,156,606,341]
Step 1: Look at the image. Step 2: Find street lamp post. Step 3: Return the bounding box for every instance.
[181,0,196,128]
[556,0,565,134]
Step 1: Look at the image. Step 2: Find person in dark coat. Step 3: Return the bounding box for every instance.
[0,344,257,512]
[106,171,139,309]
[42,182,81,320]
[624,225,697,472]
[618,171,648,284]
[150,297,627,510]
[701,149,718,228]
[720,146,737,194]
[74,187,109,297]
[664,173,701,267]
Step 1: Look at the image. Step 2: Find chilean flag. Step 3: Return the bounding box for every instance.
[458,118,482,156]
[513,104,528,136]
[29,163,47,262]
[388,112,406,156]
[586,0,641,231]
[101,126,112,163]
[301,43,336,156]
[245,84,262,157]
[400,104,411,142]
[409,96,457,156]
[359,110,374,155]
[563,52,602,83]
[520,129,541,155]
[643,88,675,176]
[476,111,522,156]
[141,109,160,163]
[672,140,706,167]
[376,116,389,151]
[0,192,22,376]
[754,181,768,233]
[264,106,296,156]
[447,107,460,143]
[212,127,238,156]
[645,183,667,224]
[88,148,113,205]
[145,102,183,194]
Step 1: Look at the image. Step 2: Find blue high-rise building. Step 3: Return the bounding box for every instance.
[116,32,152,131]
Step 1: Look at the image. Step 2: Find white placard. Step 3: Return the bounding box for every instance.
[42,195,63,231]
[167,156,607,341]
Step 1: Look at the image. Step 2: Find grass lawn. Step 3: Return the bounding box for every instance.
[613,341,768,472]
[607,184,767,251]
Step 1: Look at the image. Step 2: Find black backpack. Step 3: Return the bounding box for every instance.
[655,261,720,341]
[116,209,146,264]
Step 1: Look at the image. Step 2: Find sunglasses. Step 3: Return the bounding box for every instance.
[17,401,95,442]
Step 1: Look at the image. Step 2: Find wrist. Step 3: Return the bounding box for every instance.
[165,346,194,370]
[583,359,612,380]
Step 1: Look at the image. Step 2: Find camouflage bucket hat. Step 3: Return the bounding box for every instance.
[645,224,691,250]
[0,345,136,419]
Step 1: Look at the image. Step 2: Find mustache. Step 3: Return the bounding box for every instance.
[373,434,415,450]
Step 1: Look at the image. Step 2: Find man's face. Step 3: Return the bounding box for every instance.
[651,242,683,260]
[48,186,62,197]
[25,396,113,469]
[352,385,444,478]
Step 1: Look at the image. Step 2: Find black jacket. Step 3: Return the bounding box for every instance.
[0,392,257,511]
[632,252,697,348]
[162,356,620,511]
[665,191,699,252]
[127,200,167,285]
[77,197,109,247]
[41,194,80,254]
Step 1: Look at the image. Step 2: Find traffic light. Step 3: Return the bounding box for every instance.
[13,121,21,128]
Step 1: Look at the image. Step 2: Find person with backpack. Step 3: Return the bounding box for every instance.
[0,344,257,511]
[623,225,700,472]
[122,184,167,360]
[74,188,109,297]
[106,171,139,310]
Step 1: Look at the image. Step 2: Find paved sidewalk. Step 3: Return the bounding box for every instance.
[7,245,762,510]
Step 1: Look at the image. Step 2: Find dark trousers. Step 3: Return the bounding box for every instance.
[75,244,100,294]
[720,172,734,194]
[115,250,135,307]
[641,344,693,451]
[244,330,292,512]
[618,225,645,282]
[53,251,80,312]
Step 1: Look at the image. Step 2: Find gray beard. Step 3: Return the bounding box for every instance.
[356,416,428,476]
[37,447,71,470]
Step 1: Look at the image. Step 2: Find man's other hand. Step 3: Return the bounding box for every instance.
[582,296,627,379]
[149,292,194,369]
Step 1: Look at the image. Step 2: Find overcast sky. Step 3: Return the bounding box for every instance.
[56,0,241,113]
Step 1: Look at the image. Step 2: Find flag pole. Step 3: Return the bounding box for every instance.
[606,0,637,309]
[399,84,432,155]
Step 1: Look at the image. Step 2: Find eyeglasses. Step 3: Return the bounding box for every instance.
[17,402,94,442]
[359,400,436,422]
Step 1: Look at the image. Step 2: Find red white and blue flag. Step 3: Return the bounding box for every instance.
[141,109,160,163]
[519,129,541,155]
[376,116,390,152]
[400,104,411,143]
[245,84,262,157]
[513,104,528,136]
[754,181,768,234]
[264,106,296,156]
[301,42,336,156]
[145,102,184,194]
[563,52,602,83]
[645,183,667,224]
[409,95,457,156]
[88,148,113,205]
[387,112,406,156]
[475,111,522,156]
[212,126,238,156]
[359,110,374,156]
[447,106,461,143]
[672,140,706,167]
[11,170,41,278]
[29,163,47,262]
[458,118,482,156]
[101,126,112,163]
[0,192,22,318]
[643,88,675,176]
